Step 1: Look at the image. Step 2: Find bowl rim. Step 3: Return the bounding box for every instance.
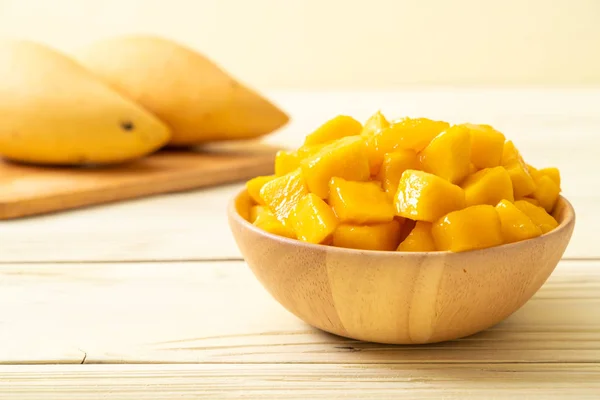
[228,188,576,257]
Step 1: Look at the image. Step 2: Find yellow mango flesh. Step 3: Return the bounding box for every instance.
[495,200,542,243]
[501,140,521,165]
[274,150,301,176]
[397,221,436,252]
[364,117,449,175]
[432,205,503,252]
[538,167,561,188]
[253,208,296,239]
[461,166,514,206]
[505,161,536,198]
[249,205,266,223]
[329,177,395,224]
[303,115,363,146]
[531,175,560,213]
[464,123,505,169]
[521,197,540,206]
[395,170,466,222]
[376,150,420,198]
[246,175,275,204]
[301,136,370,199]
[419,125,471,184]
[514,200,559,234]
[361,111,390,136]
[259,168,308,226]
[333,220,401,251]
[292,193,338,244]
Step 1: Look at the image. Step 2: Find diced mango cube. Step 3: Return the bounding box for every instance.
[495,200,542,243]
[397,221,436,252]
[292,193,338,244]
[395,170,466,222]
[468,163,478,175]
[365,117,449,175]
[246,175,276,204]
[521,197,540,206]
[419,125,471,184]
[361,110,390,136]
[504,161,536,198]
[501,140,522,166]
[301,136,370,199]
[253,208,296,239]
[461,166,514,206]
[249,205,266,223]
[463,123,505,169]
[329,177,395,224]
[259,168,308,226]
[538,167,561,188]
[275,150,301,176]
[333,220,402,251]
[303,115,363,146]
[432,205,503,252]
[514,200,559,234]
[376,150,420,198]
[531,175,560,213]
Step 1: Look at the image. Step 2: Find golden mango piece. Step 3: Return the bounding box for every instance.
[505,161,536,199]
[395,170,466,222]
[292,193,338,244]
[468,163,478,175]
[531,175,560,213]
[249,205,266,223]
[538,167,561,188]
[274,150,301,176]
[365,117,449,175]
[521,197,540,206]
[246,175,275,204]
[495,200,542,243]
[361,111,390,136]
[303,115,363,146]
[397,221,436,252]
[432,205,503,252]
[376,150,420,198]
[253,208,296,239]
[461,166,514,206]
[301,136,370,199]
[514,200,559,234]
[420,125,471,184]
[463,123,505,169]
[329,177,395,224]
[501,140,522,166]
[333,220,402,251]
[259,168,308,226]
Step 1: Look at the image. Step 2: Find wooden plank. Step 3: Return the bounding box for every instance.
[0,363,598,399]
[0,260,598,364]
[0,89,597,262]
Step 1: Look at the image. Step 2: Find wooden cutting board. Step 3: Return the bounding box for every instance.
[0,144,278,220]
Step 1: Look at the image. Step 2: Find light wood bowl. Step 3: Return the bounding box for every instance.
[228,189,575,344]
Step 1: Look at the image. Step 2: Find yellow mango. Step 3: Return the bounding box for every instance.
[461,166,514,206]
[463,123,505,169]
[253,208,296,239]
[259,168,308,226]
[292,193,338,244]
[397,221,436,252]
[274,150,301,176]
[301,136,370,199]
[531,175,560,213]
[333,220,402,251]
[432,205,503,252]
[246,175,275,204]
[514,200,559,234]
[249,205,266,223]
[504,161,536,199]
[538,167,561,188]
[361,111,390,136]
[419,125,471,184]
[495,200,542,243]
[329,177,395,224]
[468,163,478,175]
[501,140,521,166]
[395,170,466,222]
[365,117,449,175]
[521,197,540,206]
[303,115,363,146]
[376,150,420,198]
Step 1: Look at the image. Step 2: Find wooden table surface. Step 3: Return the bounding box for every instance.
[1,89,599,399]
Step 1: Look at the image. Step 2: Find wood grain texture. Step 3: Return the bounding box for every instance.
[0,260,598,364]
[0,146,275,220]
[0,363,598,399]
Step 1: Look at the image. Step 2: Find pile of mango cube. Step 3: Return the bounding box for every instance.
[245,112,561,252]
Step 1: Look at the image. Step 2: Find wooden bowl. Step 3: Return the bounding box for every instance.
[228,190,575,344]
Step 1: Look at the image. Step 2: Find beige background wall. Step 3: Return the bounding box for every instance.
[0,0,598,89]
